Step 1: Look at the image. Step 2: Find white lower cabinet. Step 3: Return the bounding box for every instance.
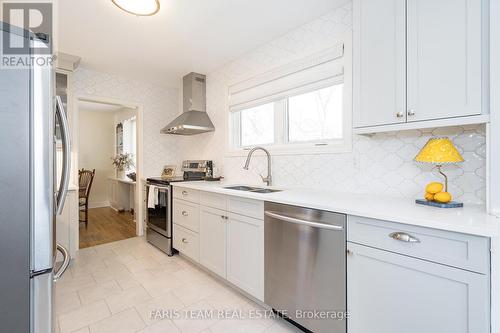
[347,242,490,333]
[227,212,264,301]
[174,189,264,301]
[199,206,227,278]
[173,224,200,262]
[173,199,200,232]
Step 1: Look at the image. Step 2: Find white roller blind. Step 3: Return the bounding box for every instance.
[228,42,345,112]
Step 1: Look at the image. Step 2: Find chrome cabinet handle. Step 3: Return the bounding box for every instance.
[182,211,188,216]
[389,232,420,243]
[182,191,188,196]
[55,96,71,215]
[265,211,343,231]
[407,109,416,116]
[53,243,70,281]
[396,111,405,118]
[181,238,189,243]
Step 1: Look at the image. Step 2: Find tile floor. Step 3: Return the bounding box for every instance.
[55,236,302,333]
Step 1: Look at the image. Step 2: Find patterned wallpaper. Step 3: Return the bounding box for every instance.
[175,2,487,204]
[72,68,181,178]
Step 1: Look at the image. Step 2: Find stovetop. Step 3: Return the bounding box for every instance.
[146,176,203,186]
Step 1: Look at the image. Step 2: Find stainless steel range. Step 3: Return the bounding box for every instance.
[146,160,212,255]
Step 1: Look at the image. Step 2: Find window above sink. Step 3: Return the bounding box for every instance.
[226,36,352,156]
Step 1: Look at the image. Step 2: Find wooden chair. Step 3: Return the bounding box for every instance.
[79,169,95,228]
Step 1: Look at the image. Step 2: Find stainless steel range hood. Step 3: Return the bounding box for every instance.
[161,72,215,135]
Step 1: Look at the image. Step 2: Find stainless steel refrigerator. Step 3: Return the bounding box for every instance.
[0,23,71,332]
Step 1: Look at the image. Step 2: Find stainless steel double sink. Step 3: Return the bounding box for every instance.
[223,185,282,194]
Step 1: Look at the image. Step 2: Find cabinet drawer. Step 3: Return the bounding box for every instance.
[173,224,199,262]
[228,196,263,220]
[200,191,227,211]
[173,199,200,232]
[173,187,199,203]
[347,216,490,274]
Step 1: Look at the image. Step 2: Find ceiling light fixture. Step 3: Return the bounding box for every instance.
[111,0,160,16]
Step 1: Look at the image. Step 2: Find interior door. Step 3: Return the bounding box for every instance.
[353,0,406,128]
[406,0,482,122]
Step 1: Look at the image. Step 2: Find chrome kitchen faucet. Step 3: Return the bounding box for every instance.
[243,146,272,186]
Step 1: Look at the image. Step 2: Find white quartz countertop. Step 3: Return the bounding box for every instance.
[172,181,499,237]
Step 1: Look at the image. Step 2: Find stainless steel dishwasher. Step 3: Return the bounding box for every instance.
[264,202,346,333]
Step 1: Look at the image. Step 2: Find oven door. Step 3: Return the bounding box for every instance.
[146,185,171,237]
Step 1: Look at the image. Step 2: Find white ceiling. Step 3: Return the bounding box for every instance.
[58,0,348,86]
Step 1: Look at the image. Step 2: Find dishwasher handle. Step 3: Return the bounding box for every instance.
[265,211,343,231]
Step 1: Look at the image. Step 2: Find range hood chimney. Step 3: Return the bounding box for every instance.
[161,72,215,135]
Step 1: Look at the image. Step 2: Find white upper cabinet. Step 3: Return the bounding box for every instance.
[353,0,406,128]
[354,0,486,131]
[406,0,482,122]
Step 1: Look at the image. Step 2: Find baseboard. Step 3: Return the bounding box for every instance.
[109,204,133,213]
[88,201,110,209]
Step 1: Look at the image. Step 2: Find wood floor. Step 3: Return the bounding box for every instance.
[79,207,136,249]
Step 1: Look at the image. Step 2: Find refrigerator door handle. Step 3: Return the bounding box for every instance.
[53,243,70,281]
[55,96,71,215]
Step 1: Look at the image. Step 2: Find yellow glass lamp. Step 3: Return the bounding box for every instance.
[414,137,464,208]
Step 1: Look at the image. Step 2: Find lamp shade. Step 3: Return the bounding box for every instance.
[414,137,464,164]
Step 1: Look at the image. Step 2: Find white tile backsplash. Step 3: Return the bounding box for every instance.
[72,1,486,204]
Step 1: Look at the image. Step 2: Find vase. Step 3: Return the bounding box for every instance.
[117,169,125,179]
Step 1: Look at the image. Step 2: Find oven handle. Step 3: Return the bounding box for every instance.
[146,184,170,190]
[145,185,170,209]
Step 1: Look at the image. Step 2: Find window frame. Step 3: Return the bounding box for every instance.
[227,77,351,156]
[225,33,352,156]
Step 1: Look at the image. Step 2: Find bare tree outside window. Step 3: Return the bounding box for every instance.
[234,83,344,149]
[288,84,343,142]
[240,103,274,146]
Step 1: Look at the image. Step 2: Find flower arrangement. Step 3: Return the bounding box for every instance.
[111,153,134,171]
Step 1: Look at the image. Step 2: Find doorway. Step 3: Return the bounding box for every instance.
[75,97,144,249]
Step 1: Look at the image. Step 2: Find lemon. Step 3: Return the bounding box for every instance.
[425,192,435,201]
[434,192,452,203]
[426,182,444,194]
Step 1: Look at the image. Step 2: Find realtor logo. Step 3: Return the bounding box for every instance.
[2,2,52,55]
